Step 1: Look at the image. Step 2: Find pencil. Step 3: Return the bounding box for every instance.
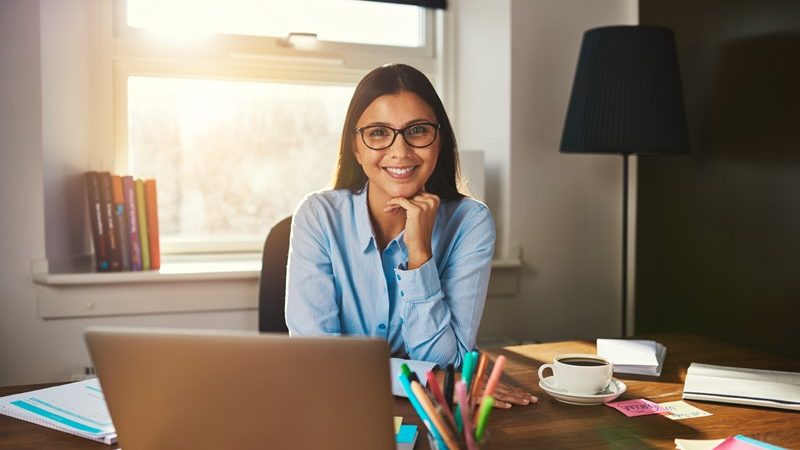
[411,381,461,450]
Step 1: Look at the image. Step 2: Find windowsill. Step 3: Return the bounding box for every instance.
[31,253,522,286]
[31,252,521,320]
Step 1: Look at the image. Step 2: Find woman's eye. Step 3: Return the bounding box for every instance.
[368,128,390,138]
[408,125,430,136]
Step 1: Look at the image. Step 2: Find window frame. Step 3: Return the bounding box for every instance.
[111,0,443,255]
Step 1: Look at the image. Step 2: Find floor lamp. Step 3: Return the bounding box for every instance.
[560,26,690,337]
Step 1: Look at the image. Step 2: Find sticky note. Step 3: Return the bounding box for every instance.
[606,399,667,417]
[658,400,712,420]
[396,424,418,444]
[715,435,788,450]
[393,416,402,434]
[674,438,726,450]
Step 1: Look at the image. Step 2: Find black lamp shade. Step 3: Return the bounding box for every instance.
[560,26,690,155]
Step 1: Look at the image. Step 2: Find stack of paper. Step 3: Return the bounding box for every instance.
[0,378,116,445]
[597,339,667,376]
[390,358,436,397]
[683,363,800,411]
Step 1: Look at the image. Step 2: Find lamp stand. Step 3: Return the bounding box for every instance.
[621,153,629,337]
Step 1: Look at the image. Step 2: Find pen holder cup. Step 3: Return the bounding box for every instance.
[427,430,490,450]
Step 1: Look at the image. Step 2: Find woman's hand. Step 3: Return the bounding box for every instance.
[384,192,440,270]
[479,378,539,409]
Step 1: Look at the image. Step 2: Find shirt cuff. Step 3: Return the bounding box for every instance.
[394,257,441,302]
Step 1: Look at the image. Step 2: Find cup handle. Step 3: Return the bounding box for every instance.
[538,363,554,382]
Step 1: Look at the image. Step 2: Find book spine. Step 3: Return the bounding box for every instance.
[123,176,142,271]
[135,179,150,270]
[99,172,121,271]
[111,175,131,271]
[84,172,110,272]
[144,179,160,270]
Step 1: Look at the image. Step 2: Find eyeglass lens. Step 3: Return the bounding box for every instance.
[361,124,438,150]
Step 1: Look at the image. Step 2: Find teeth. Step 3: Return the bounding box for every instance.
[386,167,414,175]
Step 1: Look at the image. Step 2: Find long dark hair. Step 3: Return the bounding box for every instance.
[332,64,464,200]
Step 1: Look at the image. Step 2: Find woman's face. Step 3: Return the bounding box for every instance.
[353,91,440,202]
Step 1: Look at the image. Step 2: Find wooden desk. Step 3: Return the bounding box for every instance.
[395,334,800,449]
[2,334,799,449]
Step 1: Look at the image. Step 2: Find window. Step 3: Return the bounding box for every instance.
[114,0,441,254]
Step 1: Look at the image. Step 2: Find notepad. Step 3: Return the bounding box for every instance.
[597,338,667,376]
[682,363,800,411]
[390,358,437,397]
[0,378,116,445]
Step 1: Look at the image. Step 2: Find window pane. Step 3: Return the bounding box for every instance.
[127,0,423,47]
[128,76,354,246]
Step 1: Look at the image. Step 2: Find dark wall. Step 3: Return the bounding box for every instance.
[637,0,800,359]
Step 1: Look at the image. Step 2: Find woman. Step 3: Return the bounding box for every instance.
[286,64,535,408]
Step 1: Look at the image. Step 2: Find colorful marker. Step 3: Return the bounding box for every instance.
[456,381,479,450]
[412,381,460,450]
[475,395,495,441]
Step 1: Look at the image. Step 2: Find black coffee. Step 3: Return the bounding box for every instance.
[560,358,608,367]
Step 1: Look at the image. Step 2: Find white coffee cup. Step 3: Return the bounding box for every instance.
[537,353,613,395]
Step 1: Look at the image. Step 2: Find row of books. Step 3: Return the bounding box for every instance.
[85,172,160,272]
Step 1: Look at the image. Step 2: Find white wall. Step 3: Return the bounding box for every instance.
[0,0,636,385]
[456,0,638,342]
[0,0,258,386]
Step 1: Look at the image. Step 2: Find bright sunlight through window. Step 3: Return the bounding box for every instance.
[126,0,424,47]
[127,76,354,248]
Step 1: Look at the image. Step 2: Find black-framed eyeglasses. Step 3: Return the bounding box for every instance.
[355,122,441,151]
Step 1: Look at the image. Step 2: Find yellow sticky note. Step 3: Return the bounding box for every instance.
[393,416,402,434]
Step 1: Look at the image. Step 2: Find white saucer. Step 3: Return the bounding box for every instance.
[538,376,626,405]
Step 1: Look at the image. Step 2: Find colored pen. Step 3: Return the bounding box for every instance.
[398,372,444,446]
[444,365,455,408]
[426,370,455,427]
[469,352,489,410]
[401,362,420,383]
[456,351,477,433]
[455,381,479,450]
[412,381,460,450]
[461,351,477,389]
[476,355,506,423]
[475,395,495,441]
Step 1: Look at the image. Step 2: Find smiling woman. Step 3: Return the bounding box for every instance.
[285,64,536,408]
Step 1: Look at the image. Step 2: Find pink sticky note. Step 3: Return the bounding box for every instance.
[714,436,783,450]
[606,399,667,417]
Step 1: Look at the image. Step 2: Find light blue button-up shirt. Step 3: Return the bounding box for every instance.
[285,184,495,367]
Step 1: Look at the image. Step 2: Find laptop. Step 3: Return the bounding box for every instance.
[85,327,396,450]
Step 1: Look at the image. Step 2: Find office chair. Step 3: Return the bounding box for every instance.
[258,216,292,333]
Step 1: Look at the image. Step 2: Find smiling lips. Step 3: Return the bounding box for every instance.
[383,166,418,179]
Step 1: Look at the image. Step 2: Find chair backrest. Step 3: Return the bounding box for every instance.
[258,216,292,332]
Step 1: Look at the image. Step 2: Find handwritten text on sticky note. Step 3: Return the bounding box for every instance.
[606,399,667,417]
[658,401,712,420]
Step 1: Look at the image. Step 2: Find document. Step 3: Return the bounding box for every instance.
[390,358,436,397]
[597,338,667,376]
[682,363,800,411]
[0,378,116,445]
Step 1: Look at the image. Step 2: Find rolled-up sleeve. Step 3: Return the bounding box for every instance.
[396,205,495,367]
[285,196,341,337]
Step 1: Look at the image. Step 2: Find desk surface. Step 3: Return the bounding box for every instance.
[2,334,799,450]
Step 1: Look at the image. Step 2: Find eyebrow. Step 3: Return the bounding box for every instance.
[360,118,436,128]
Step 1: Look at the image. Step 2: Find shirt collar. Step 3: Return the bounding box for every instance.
[354,183,375,253]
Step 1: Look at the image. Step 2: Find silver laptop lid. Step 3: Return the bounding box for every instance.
[85,327,395,450]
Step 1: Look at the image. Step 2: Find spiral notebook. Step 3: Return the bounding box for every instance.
[0,378,116,445]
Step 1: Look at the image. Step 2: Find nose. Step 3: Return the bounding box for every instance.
[386,131,412,157]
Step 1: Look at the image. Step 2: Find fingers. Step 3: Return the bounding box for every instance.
[384,192,439,212]
[478,380,539,408]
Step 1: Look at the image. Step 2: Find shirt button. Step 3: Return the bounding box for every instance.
[378,323,386,330]
[400,290,405,297]
[396,274,401,281]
